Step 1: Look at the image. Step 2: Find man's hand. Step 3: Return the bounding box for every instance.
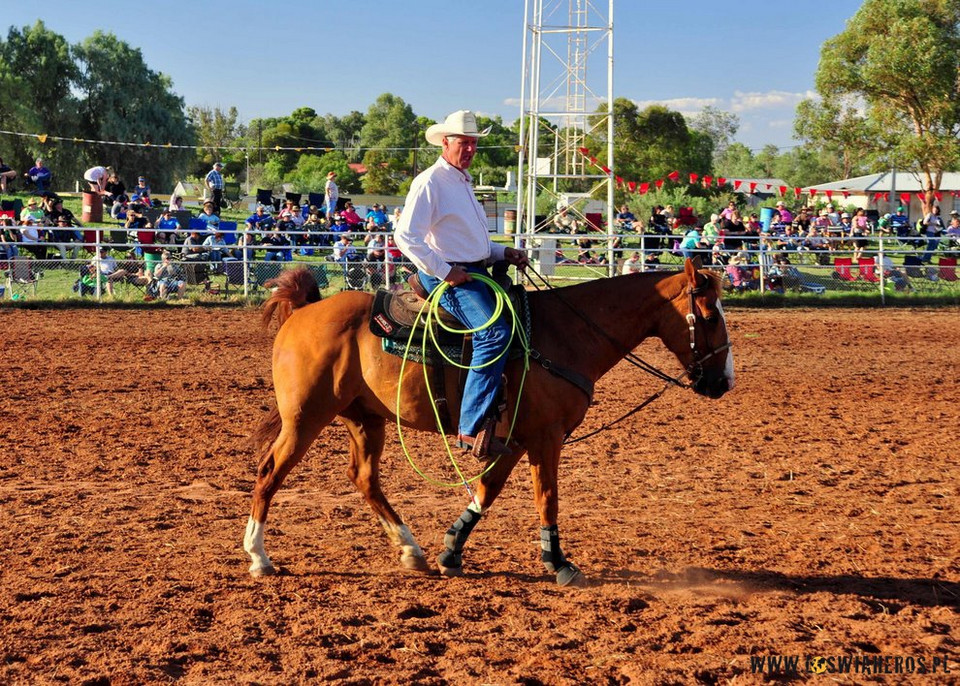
[504,247,530,270]
[444,265,472,286]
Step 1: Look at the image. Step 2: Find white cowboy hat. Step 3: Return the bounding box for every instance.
[425,110,491,146]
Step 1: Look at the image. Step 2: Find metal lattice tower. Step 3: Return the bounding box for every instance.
[515,0,614,269]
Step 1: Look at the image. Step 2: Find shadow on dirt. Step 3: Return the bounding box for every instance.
[593,566,959,609]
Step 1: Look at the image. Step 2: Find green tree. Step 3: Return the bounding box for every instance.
[0,21,79,180]
[188,105,244,177]
[284,151,358,195]
[794,97,873,180]
[322,111,365,161]
[73,31,194,192]
[359,93,417,194]
[812,0,960,213]
[715,143,767,179]
[588,98,717,205]
[689,106,739,160]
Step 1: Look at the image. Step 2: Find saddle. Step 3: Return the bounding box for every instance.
[369,274,529,357]
[368,274,529,439]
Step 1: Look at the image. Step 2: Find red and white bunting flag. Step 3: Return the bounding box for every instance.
[717,177,726,187]
[900,192,911,205]
[601,165,611,174]
[689,173,699,184]
[703,175,713,187]
[578,147,590,156]
[639,182,649,195]
[627,181,637,193]
[916,192,925,203]
[655,179,664,190]
[667,171,680,182]
[793,187,801,198]
[935,191,943,202]
[809,188,818,198]
[841,191,850,199]
[749,182,757,194]
[733,180,742,190]
[825,190,833,200]
[778,185,787,196]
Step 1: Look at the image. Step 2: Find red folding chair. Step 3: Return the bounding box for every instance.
[938,257,957,282]
[834,257,856,281]
[857,257,880,283]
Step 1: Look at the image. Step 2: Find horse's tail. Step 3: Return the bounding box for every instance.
[261,266,322,329]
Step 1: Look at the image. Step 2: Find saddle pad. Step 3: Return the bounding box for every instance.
[376,285,531,367]
[370,289,466,347]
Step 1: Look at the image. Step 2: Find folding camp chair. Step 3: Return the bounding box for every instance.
[284,192,302,206]
[5,257,39,298]
[833,257,856,281]
[857,257,880,283]
[903,255,924,278]
[939,257,958,282]
[223,182,243,210]
[256,189,280,212]
[308,192,325,211]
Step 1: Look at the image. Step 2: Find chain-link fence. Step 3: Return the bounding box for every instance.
[2,230,959,303]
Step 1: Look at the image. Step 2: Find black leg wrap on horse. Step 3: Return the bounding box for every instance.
[540,525,569,573]
[437,507,482,570]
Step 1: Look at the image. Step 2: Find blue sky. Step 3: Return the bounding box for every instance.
[8,0,864,151]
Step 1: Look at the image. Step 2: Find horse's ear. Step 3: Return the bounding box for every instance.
[684,257,706,288]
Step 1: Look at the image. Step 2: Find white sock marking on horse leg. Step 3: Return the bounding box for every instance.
[379,518,425,561]
[244,516,273,572]
[717,301,736,390]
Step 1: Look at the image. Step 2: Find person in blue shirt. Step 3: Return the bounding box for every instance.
[365,203,388,227]
[890,206,910,237]
[196,200,221,230]
[155,208,181,243]
[615,204,636,232]
[245,205,274,233]
[24,158,52,192]
[204,162,224,213]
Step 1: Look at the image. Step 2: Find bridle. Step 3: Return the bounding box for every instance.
[682,283,734,386]
[522,267,733,444]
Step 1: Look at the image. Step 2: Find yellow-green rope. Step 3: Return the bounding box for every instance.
[394,273,530,488]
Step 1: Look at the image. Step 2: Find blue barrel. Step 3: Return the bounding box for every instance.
[759,207,775,231]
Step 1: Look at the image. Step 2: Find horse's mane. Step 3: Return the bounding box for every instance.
[261,267,322,329]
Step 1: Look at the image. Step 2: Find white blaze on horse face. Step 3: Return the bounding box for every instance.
[244,516,273,573]
[717,300,735,390]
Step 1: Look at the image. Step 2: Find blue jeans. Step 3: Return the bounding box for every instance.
[417,266,511,437]
[921,236,939,263]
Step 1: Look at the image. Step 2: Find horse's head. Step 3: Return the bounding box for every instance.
[662,258,735,398]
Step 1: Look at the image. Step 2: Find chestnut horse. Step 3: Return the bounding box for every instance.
[244,258,734,586]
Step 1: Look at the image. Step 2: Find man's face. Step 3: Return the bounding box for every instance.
[442,135,478,170]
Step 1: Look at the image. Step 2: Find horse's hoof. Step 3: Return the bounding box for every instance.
[437,564,464,578]
[401,554,434,574]
[556,563,587,588]
[250,564,278,578]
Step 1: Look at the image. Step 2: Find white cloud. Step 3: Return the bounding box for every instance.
[730,90,819,112]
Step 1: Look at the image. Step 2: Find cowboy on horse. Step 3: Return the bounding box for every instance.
[394,109,530,460]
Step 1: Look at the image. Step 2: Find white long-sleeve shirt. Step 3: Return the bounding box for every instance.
[394,156,504,280]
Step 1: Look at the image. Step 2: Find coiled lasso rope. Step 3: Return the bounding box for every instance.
[394,273,530,490]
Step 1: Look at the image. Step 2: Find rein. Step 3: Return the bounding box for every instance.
[522,266,732,444]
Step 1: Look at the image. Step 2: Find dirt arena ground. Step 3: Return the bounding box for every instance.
[0,305,957,685]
